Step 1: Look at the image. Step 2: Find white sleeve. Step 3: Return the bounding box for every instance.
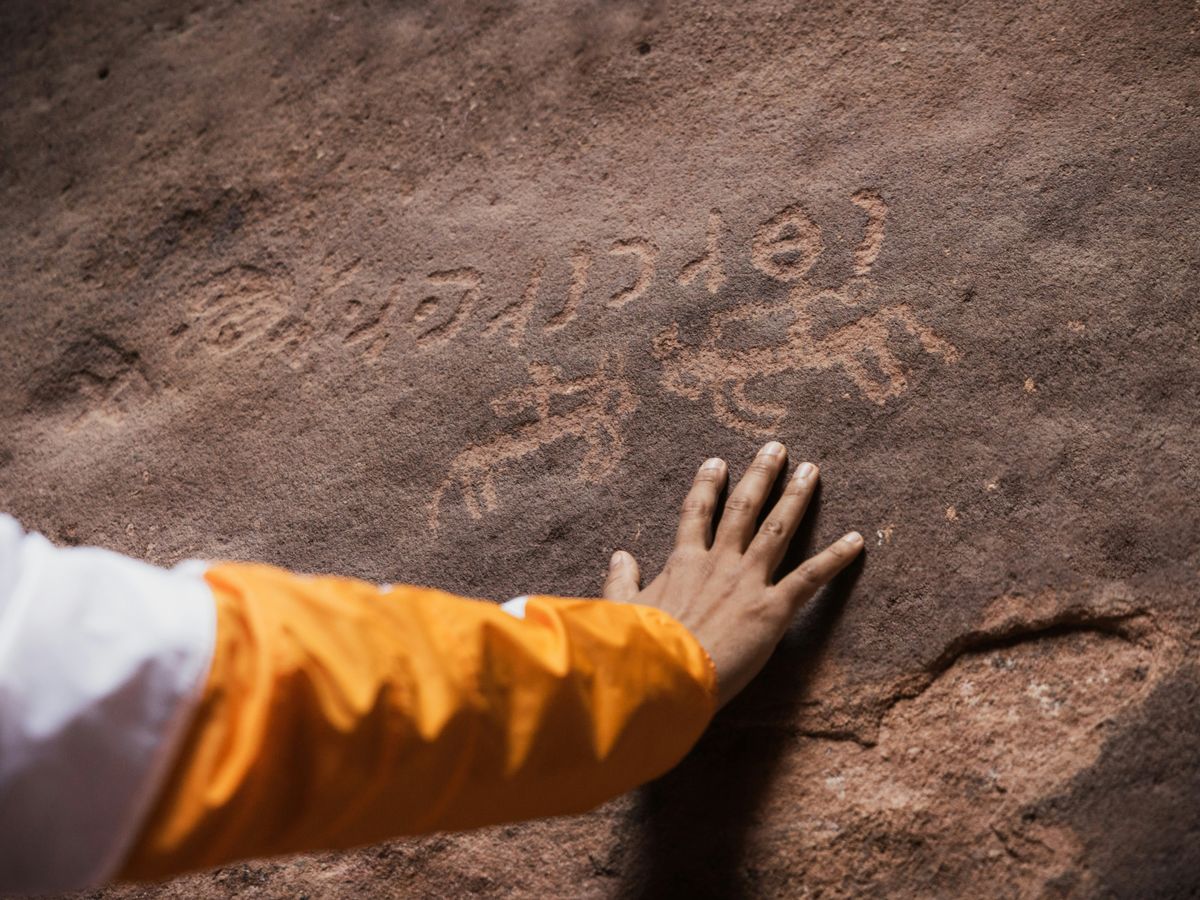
[0,514,216,894]
[499,594,529,619]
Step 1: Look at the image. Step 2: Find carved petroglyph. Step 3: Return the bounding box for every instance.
[850,188,888,275]
[167,265,308,371]
[809,302,959,404]
[308,254,396,362]
[750,204,824,281]
[481,236,658,347]
[322,257,395,360]
[544,246,591,332]
[411,268,484,347]
[656,191,958,436]
[430,355,637,526]
[187,265,293,354]
[677,210,726,294]
[322,255,363,293]
[607,238,658,308]
[343,296,394,359]
[484,257,544,348]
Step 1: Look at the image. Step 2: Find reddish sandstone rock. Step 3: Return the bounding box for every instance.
[1,0,1197,896]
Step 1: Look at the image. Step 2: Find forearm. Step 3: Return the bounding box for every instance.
[0,515,716,891]
[119,562,717,881]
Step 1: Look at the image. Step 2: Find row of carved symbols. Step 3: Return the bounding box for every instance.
[171,208,732,365]
[409,210,738,352]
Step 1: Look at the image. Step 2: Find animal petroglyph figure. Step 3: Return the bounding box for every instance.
[656,191,959,436]
[431,355,638,526]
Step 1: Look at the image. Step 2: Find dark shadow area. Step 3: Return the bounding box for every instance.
[618,481,865,898]
[1040,664,1200,899]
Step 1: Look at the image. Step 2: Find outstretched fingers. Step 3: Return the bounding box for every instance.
[775,531,864,608]
[745,461,819,575]
[675,458,727,550]
[713,441,787,554]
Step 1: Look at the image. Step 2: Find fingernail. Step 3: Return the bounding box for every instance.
[794,462,816,481]
[610,550,624,568]
[761,441,785,456]
[844,531,864,545]
[702,457,725,470]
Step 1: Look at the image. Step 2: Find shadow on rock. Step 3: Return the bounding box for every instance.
[619,488,864,899]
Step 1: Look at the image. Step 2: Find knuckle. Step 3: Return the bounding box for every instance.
[724,495,755,513]
[744,591,785,625]
[693,469,723,485]
[667,548,708,574]
[759,518,786,538]
[680,497,713,518]
[746,460,777,477]
[796,562,824,586]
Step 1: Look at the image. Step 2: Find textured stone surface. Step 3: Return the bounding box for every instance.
[1,0,1198,897]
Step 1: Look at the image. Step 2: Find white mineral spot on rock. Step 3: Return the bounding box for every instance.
[823,775,847,799]
[958,679,978,701]
[807,818,843,836]
[945,505,958,521]
[1024,377,1038,393]
[1027,682,1064,714]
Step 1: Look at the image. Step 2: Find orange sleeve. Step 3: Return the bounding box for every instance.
[118,562,717,881]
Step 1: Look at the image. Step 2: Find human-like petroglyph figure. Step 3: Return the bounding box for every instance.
[655,191,959,436]
[430,355,638,526]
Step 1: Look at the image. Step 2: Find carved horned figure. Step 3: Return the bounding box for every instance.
[430,355,638,526]
[654,190,959,436]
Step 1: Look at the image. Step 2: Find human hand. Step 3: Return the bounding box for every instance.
[602,442,863,708]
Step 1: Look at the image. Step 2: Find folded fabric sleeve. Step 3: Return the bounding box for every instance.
[0,515,716,890]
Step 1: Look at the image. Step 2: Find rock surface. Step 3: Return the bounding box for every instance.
[1,0,1198,896]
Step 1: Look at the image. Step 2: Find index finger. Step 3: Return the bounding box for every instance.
[774,531,864,608]
[674,457,727,550]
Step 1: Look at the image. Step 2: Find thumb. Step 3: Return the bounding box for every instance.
[602,549,641,602]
